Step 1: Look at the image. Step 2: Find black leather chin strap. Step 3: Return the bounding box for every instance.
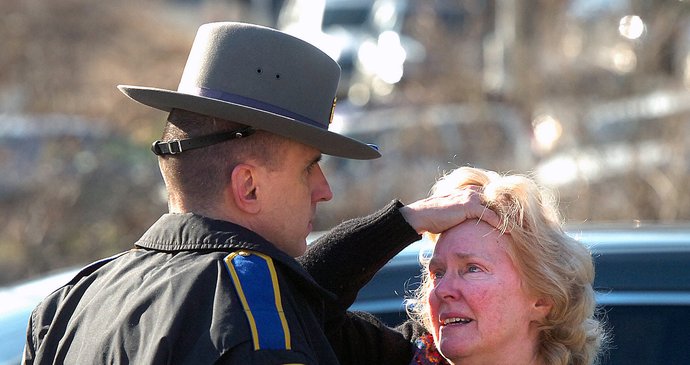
[151,127,255,156]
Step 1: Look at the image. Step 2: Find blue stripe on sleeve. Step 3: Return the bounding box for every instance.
[229,253,287,350]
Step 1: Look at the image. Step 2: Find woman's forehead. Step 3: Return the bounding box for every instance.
[432,221,512,257]
[438,219,500,241]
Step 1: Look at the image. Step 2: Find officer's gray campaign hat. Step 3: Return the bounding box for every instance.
[118,22,380,159]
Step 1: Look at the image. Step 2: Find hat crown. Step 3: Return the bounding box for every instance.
[118,22,380,159]
[178,22,340,128]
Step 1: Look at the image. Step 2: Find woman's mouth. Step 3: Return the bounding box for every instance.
[441,317,473,326]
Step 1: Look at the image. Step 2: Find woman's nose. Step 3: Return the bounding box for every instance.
[433,274,459,301]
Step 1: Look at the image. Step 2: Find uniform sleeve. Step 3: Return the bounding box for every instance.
[325,311,429,365]
[22,310,36,365]
[299,200,424,365]
[299,200,421,309]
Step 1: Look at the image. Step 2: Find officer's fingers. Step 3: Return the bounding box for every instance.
[460,187,502,230]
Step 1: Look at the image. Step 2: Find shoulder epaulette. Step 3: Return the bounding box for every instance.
[224,250,291,351]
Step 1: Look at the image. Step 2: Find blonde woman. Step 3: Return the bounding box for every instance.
[302,167,606,365]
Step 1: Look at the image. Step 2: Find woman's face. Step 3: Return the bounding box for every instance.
[426,220,547,364]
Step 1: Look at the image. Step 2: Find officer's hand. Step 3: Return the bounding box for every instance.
[399,186,500,234]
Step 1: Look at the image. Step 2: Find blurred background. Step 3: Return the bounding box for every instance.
[2,0,690,285]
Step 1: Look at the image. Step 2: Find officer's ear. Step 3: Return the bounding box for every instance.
[230,163,260,214]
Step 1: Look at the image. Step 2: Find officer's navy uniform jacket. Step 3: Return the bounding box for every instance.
[23,201,422,364]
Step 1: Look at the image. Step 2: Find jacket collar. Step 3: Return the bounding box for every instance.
[135,213,335,300]
[137,213,273,252]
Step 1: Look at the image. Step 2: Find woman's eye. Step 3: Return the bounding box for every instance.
[430,270,445,280]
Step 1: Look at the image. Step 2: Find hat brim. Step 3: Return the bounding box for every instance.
[118,85,380,160]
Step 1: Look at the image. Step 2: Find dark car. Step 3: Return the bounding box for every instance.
[349,224,690,365]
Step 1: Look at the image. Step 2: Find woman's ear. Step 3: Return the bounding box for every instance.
[531,297,553,321]
[230,163,260,214]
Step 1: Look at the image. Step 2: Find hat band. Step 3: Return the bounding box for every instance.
[180,85,326,130]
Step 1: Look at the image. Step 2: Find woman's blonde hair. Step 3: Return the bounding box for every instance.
[409,167,606,365]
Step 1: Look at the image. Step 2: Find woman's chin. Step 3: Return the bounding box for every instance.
[437,328,475,362]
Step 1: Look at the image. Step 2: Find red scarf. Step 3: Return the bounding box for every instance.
[410,333,450,365]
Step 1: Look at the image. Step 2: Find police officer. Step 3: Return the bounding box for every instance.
[23,22,491,364]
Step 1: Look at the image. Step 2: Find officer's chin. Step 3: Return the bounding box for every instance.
[286,239,308,258]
